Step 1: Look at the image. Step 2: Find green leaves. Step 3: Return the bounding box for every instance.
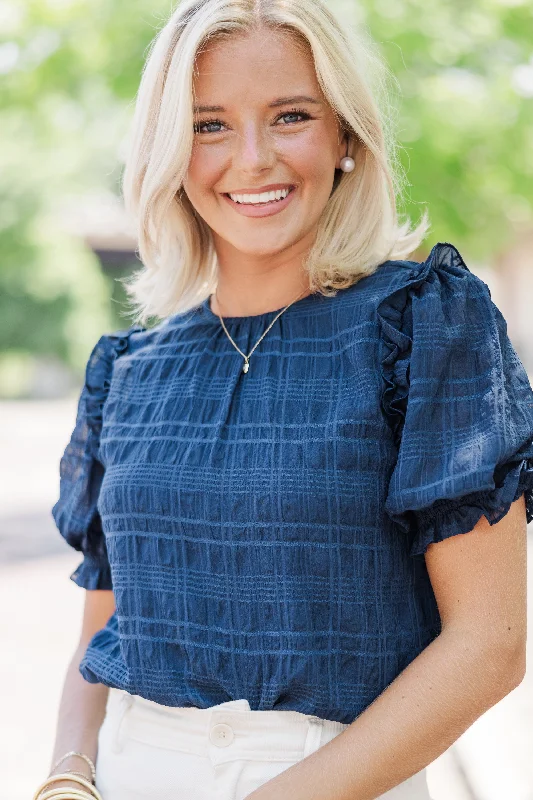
[1,0,531,394]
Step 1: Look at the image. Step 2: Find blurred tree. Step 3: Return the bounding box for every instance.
[0,0,531,393]
[342,0,533,253]
[0,0,171,393]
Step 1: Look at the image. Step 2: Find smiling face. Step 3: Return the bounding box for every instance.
[182,25,347,263]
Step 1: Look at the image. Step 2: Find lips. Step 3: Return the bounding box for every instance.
[225,187,293,206]
[224,183,295,195]
[222,185,297,218]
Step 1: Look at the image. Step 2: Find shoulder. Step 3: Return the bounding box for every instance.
[371,242,501,445]
[333,241,489,320]
[376,241,491,306]
[93,308,200,366]
[83,318,175,432]
[372,241,495,337]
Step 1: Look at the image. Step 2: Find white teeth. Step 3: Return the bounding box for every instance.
[228,187,291,204]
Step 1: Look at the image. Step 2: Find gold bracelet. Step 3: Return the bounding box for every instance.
[36,787,97,800]
[39,795,94,800]
[48,771,92,782]
[38,790,95,800]
[38,789,95,800]
[50,752,96,783]
[41,789,92,800]
[34,783,99,800]
[32,774,103,800]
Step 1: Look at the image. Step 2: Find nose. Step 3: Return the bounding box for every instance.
[234,122,275,173]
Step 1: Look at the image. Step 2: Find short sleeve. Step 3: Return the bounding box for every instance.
[51,328,141,588]
[377,242,533,558]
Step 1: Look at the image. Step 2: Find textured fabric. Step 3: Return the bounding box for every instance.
[95,687,432,800]
[377,245,533,556]
[52,241,533,724]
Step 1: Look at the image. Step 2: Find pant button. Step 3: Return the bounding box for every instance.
[210,722,234,747]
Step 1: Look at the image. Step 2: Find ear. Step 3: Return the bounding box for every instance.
[335,131,350,170]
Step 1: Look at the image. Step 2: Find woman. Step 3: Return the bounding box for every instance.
[36,1,533,800]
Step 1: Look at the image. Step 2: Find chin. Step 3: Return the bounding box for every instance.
[236,243,294,258]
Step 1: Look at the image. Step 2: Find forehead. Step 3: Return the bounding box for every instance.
[193,27,321,104]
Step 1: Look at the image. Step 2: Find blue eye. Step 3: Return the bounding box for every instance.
[278,110,311,124]
[193,108,312,134]
[193,119,223,134]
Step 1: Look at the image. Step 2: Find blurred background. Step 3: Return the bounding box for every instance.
[1,0,532,798]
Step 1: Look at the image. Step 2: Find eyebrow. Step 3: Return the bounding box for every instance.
[193,95,323,113]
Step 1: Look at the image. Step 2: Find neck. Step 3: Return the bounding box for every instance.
[210,235,314,317]
[211,278,312,317]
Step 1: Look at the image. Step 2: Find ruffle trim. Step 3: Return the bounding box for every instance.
[55,325,144,588]
[79,613,133,689]
[407,455,533,557]
[376,241,469,448]
[85,326,144,443]
[70,552,113,590]
[377,241,533,556]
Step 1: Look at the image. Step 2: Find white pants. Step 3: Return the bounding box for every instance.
[96,688,432,800]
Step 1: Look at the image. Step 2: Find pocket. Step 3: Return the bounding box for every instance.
[95,695,131,798]
[97,718,215,800]
[109,692,135,754]
[122,706,205,756]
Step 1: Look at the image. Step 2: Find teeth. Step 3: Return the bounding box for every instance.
[229,187,291,204]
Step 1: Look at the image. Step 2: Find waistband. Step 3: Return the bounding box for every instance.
[106,687,349,762]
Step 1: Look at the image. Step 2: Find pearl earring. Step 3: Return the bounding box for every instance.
[340,156,355,173]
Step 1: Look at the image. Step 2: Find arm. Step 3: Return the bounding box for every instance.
[46,589,115,789]
[246,496,527,800]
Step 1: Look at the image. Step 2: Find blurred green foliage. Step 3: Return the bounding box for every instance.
[351,0,533,250]
[0,0,532,395]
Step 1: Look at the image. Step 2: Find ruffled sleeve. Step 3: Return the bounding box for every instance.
[51,327,142,588]
[377,242,533,557]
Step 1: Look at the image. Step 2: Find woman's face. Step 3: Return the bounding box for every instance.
[183,26,346,260]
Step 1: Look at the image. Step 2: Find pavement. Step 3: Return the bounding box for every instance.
[1,399,532,800]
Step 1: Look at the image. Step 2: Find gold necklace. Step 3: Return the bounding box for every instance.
[213,287,310,375]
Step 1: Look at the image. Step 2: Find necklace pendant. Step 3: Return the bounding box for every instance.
[242,359,249,374]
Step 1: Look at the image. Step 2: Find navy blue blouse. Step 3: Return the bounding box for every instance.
[52,242,533,724]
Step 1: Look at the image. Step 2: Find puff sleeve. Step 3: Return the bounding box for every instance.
[51,329,140,588]
[377,242,533,558]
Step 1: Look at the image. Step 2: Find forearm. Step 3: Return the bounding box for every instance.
[247,627,524,800]
[47,644,109,782]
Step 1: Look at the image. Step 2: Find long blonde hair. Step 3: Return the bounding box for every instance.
[120,0,430,324]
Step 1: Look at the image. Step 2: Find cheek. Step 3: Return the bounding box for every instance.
[281,131,336,188]
[185,146,225,197]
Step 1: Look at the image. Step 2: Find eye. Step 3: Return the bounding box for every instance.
[276,109,311,125]
[193,118,224,134]
[193,108,312,135]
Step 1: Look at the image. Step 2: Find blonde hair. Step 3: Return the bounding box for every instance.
[120,0,430,325]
